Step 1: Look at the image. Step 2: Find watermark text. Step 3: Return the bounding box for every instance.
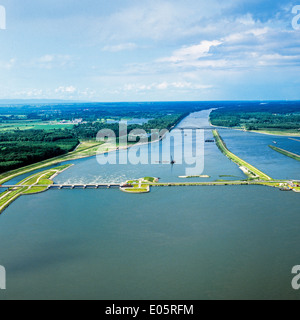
[0,265,6,290]
[96,122,205,176]
[292,265,300,290]
[292,5,300,30]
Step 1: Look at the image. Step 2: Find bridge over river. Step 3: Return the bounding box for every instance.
[1,180,298,190]
[0,184,122,190]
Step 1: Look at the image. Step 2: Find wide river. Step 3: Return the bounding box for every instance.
[0,109,300,300]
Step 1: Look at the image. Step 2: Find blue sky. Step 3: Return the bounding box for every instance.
[0,0,299,101]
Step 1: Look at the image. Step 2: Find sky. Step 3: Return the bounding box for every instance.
[0,0,300,101]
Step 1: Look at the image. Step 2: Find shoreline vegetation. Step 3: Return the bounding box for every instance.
[0,111,299,207]
[209,105,300,137]
[269,145,300,161]
[0,104,189,174]
[0,133,169,186]
[212,130,272,181]
[119,177,300,194]
[209,121,300,137]
[0,141,105,185]
[0,112,186,185]
[0,164,73,214]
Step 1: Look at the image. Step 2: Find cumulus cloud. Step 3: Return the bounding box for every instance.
[159,40,223,63]
[123,81,213,92]
[2,0,300,101]
[102,43,138,52]
[55,86,77,94]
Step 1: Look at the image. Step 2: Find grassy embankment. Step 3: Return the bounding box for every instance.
[249,129,300,137]
[0,164,72,214]
[269,145,300,162]
[0,140,106,185]
[121,177,288,192]
[0,136,144,186]
[212,130,272,181]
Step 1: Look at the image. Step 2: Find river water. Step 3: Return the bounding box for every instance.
[0,109,300,300]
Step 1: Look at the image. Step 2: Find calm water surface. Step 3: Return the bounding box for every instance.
[0,109,299,300]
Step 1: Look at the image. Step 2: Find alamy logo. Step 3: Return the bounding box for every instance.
[0,265,6,290]
[96,122,205,176]
[0,5,6,30]
[292,265,300,290]
[292,5,300,30]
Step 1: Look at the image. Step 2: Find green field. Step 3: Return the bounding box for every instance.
[0,121,74,132]
[269,145,300,161]
[213,130,272,181]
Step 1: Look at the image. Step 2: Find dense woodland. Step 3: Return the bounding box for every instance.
[72,113,188,139]
[0,130,79,173]
[0,102,198,173]
[0,101,204,122]
[0,101,300,173]
[210,101,300,131]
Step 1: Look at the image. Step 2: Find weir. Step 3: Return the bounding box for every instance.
[0,184,122,189]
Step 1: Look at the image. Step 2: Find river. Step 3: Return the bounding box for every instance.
[0,109,300,300]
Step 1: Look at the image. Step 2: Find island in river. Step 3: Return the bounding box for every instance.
[1,106,300,300]
[1,110,299,214]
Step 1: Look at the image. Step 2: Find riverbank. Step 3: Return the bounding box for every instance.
[213,130,272,181]
[0,164,73,214]
[120,178,300,193]
[269,145,300,161]
[247,129,300,137]
[0,141,106,185]
[0,121,172,186]
[209,121,300,137]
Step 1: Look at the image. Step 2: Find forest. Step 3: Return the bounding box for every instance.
[210,101,300,132]
[72,113,188,139]
[1,101,300,173]
[0,130,79,173]
[0,102,198,173]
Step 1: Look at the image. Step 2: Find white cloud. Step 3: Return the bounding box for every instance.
[223,27,269,43]
[123,81,212,92]
[39,55,55,63]
[0,58,16,70]
[159,40,223,63]
[95,1,230,42]
[35,55,74,69]
[102,43,137,52]
[55,86,77,94]
[236,14,256,26]
[156,82,169,90]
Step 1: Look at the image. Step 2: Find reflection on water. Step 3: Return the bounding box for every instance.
[54,110,246,184]
[220,129,300,180]
[0,186,300,300]
[0,108,300,300]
